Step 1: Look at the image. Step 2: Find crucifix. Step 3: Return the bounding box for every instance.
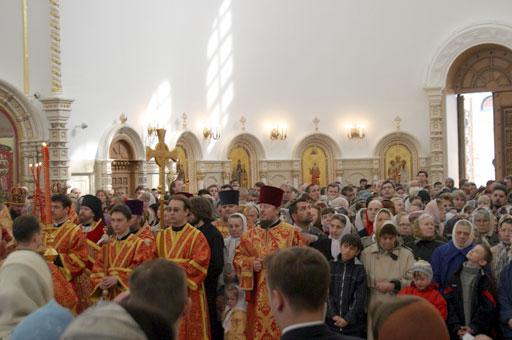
[146,128,178,225]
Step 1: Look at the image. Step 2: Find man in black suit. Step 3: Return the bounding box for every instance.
[265,247,362,340]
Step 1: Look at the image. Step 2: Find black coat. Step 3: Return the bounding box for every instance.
[311,238,335,261]
[281,324,362,340]
[326,258,367,337]
[443,266,496,338]
[405,238,445,263]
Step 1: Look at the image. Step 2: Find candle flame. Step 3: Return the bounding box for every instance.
[42,142,47,147]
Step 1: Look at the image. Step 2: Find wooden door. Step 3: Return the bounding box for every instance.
[494,90,512,178]
[109,140,135,196]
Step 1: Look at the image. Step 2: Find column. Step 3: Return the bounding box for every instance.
[425,87,445,183]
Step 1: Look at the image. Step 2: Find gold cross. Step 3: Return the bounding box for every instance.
[146,128,178,223]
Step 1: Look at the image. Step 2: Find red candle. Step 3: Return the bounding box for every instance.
[42,143,51,224]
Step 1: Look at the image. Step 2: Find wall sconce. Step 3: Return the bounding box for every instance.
[270,125,287,141]
[346,124,365,139]
[146,123,160,146]
[203,127,220,141]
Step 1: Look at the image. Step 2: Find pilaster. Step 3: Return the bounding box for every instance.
[425,87,445,183]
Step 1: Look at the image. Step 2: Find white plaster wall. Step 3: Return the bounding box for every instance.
[2,1,512,174]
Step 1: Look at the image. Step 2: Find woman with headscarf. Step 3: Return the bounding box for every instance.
[355,199,383,238]
[405,213,446,263]
[491,214,512,283]
[0,249,54,339]
[431,219,475,289]
[361,221,415,339]
[311,214,353,261]
[425,198,448,237]
[361,208,393,248]
[471,207,499,247]
[223,213,248,285]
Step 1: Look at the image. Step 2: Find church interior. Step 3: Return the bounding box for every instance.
[1,0,512,195]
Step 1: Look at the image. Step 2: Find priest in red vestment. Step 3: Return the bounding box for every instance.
[90,204,152,301]
[126,199,154,247]
[234,186,305,340]
[155,194,211,340]
[212,190,240,238]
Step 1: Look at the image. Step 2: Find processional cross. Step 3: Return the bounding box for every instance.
[146,128,178,224]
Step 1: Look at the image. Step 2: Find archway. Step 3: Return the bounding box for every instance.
[0,79,45,189]
[374,132,421,184]
[226,133,265,187]
[292,133,342,186]
[425,21,512,183]
[175,131,203,192]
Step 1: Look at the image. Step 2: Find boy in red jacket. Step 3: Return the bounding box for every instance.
[398,260,447,320]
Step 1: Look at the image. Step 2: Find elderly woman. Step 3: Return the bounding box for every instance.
[430,219,475,288]
[472,207,499,247]
[361,208,393,248]
[355,199,383,238]
[405,213,445,263]
[395,212,414,244]
[361,221,415,338]
[243,203,259,229]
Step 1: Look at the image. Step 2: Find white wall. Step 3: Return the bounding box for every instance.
[2,0,512,174]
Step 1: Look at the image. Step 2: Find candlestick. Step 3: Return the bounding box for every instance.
[42,143,51,224]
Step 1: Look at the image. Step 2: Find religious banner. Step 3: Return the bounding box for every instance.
[384,144,413,184]
[301,146,327,186]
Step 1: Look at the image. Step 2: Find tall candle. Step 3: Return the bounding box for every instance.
[42,143,51,224]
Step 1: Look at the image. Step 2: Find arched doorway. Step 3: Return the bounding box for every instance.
[109,138,137,196]
[0,109,18,192]
[446,44,512,182]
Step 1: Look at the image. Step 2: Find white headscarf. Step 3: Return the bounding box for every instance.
[224,213,248,269]
[373,208,394,236]
[354,208,367,232]
[452,219,475,250]
[0,250,54,339]
[222,285,247,333]
[329,214,353,260]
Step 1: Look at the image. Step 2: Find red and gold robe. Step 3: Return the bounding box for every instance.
[49,262,79,311]
[136,223,155,247]
[213,219,229,238]
[43,220,88,313]
[234,221,304,340]
[90,233,152,300]
[155,224,211,340]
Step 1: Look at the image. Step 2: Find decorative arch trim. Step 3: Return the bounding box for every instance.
[96,124,145,161]
[175,131,203,160]
[426,21,512,88]
[226,133,265,186]
[374,132,421,180]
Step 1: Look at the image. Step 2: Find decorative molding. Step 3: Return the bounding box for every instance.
[49,0,63,94]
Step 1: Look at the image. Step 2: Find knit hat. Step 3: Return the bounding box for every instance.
[219,190,239,205]
[79,195,103,221]
[126,200,144,216]
[408,260,433,280]
[259,186,283,207]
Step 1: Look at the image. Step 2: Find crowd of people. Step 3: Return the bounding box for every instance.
[0,172,512,339]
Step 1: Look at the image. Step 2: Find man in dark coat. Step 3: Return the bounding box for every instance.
[190,196,225,340]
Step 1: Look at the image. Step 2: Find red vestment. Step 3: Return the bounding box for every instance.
[136,223,155,247]
[213,219,229,238]
[90,233,152,301]
[234,221,304,340]
[155,224,211,340]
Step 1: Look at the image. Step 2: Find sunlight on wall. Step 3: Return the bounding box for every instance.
[142,80,172,147]
[206,0,233,154]
[70,142,99,161]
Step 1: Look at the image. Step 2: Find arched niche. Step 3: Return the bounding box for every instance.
[95,123,146,193]
[0,79,45,188]
[292,133,342,186]
[175,131,203,192]
[374,132,421,184]
[226,133,265,187]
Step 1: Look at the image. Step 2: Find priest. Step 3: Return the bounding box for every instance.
[155,194,211,340]
[234,185,304,339]
[90,204,152,301]
[213,189,240,238]
[126,199,154,247]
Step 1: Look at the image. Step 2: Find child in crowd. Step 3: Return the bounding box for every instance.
[223,213,247,285]
[223,284,247,340]
[398,260,447,320]
[444,243,496,339]
[326,234,367,337]
[492,214,512,283]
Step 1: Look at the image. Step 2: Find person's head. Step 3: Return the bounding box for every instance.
[374,208,393,233]
[498,215,512,245]
[170,179,185,195]
[218,190,240,221]
[445,177,455,189]
[377,221,399,251]
[169,195,191,226]
[391,197,405,214]
[189,196,214,226]
[367,199,383,222]
[381,180,395,200]
[109,204,132,236]
[452,219,475,249]
[228,213,247,238]
[258,186,284,224]
[466,243,492,268]
[326,183,340,200]
[288,197,313,227]
[305,184,321,201]
[51,194,71,223]
[280,184,296,204]
[78,194,103,224]
[340,234,363,262]
[395,212,412,236]
[127,259,188,332]
[471,208,494,235]
[451,190,466,210]
[477,194,491,209]
[12,215,42,248]
[244,203,259,227]
[341,185,355,203]
[360,178,368,188]
[414,213,436,240]
[206,184,219,200]
[125,199,143,230]
[328,214,347,240]
[95,189,108,204]
[69,187,81,199]
[320,207,335,232]
[409,260,433,290]
[408,196,424,212]
[225,284,240,309]
[492,184,507,208]
[229,180,240,191]
[416,170,428,184]
[265,247,329,328]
